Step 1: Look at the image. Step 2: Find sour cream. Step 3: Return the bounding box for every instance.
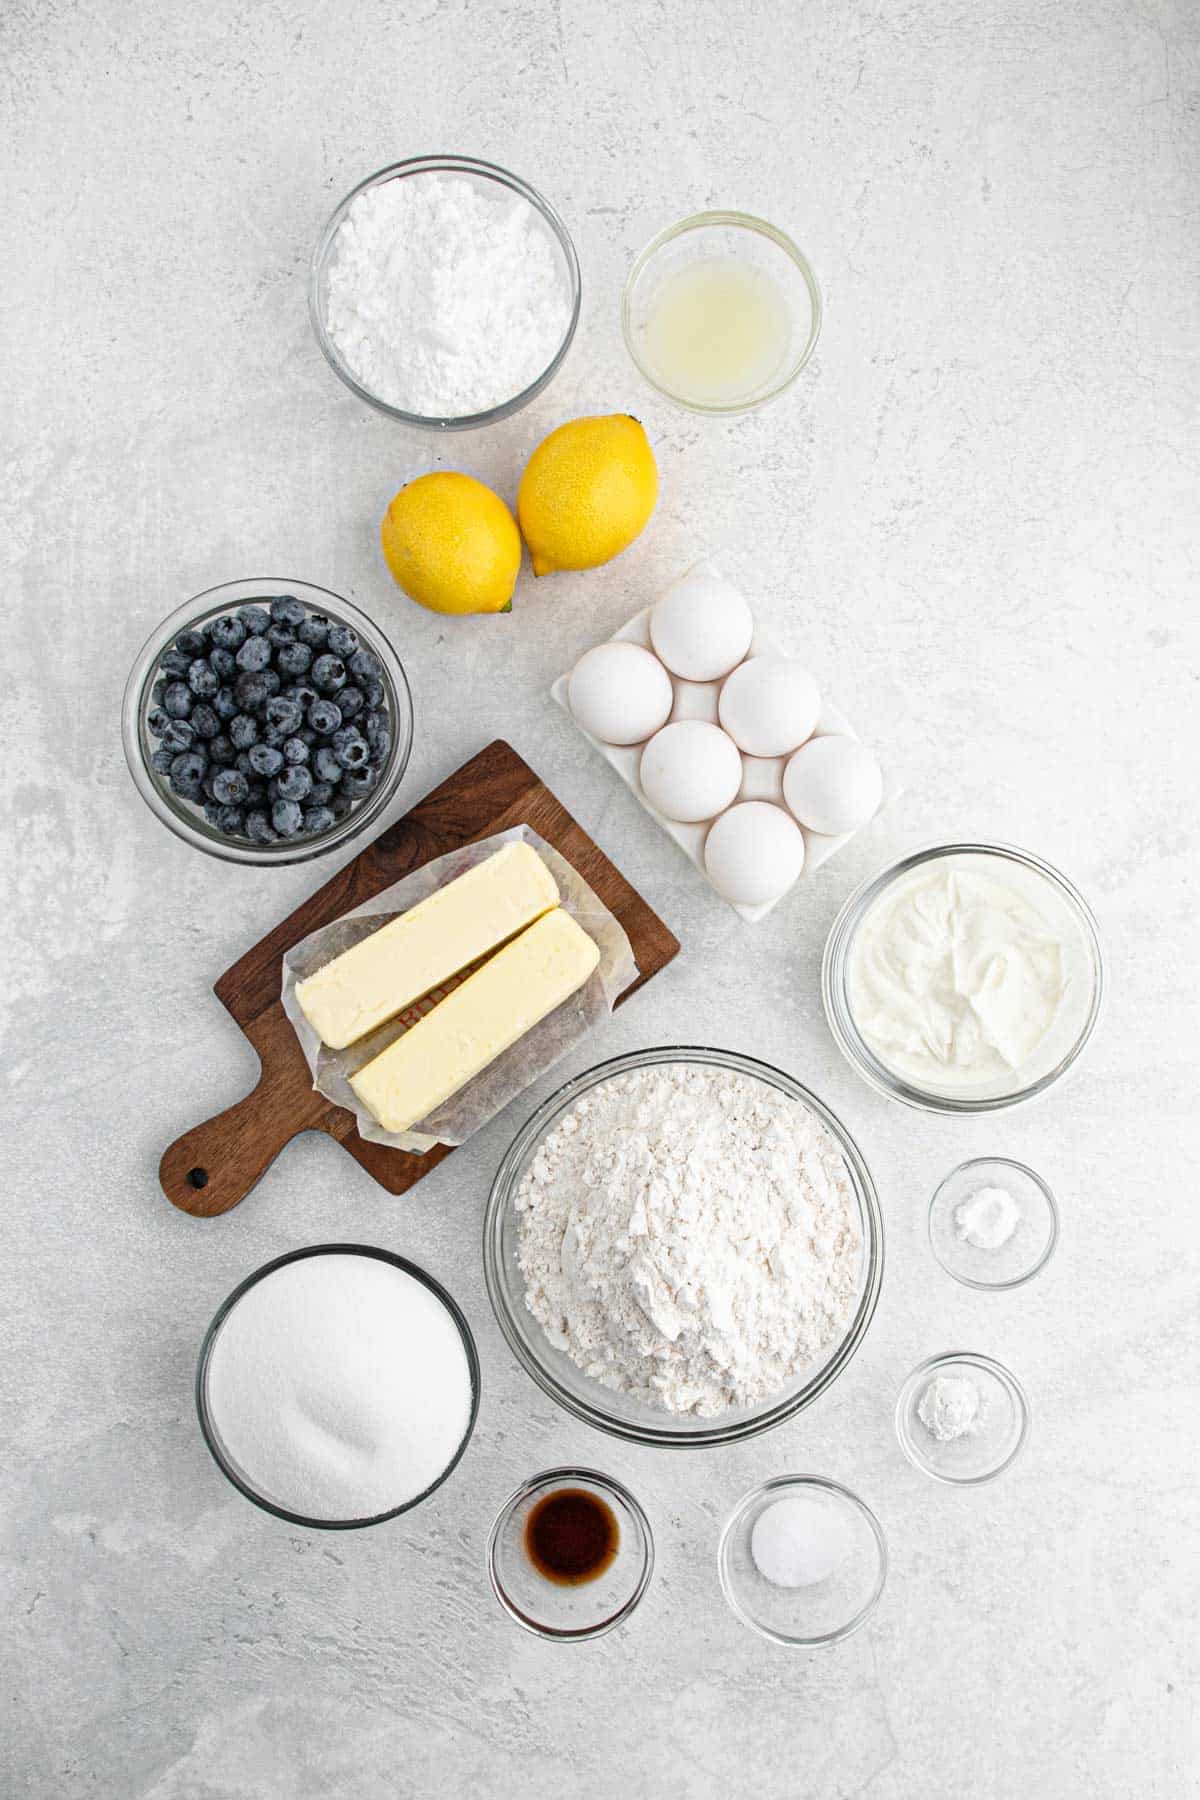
[847,857,1075,1090]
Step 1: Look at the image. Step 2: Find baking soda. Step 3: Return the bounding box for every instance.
[204,1253,473,1521]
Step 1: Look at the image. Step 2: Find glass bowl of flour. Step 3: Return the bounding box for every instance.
[309,155,581,429]
[484,1046,884,1448]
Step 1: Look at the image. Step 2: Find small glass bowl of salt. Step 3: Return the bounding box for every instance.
[718,1476,887,1647]
[895,1352,1031,1486]
[928,1157,1059,1290]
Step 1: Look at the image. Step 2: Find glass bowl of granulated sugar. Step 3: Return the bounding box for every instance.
[309,154,581,429]
[484,1046,884,1449]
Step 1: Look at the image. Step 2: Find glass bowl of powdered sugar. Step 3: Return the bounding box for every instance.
[309,155,581,429]
[484,1046,884,1449]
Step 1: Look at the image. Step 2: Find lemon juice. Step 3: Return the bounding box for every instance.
[639,257,793,407]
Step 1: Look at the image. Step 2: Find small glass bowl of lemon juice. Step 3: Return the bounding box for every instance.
[622,212,821,414]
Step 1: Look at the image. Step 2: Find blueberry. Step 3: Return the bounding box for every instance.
[151,677,168,707]
[311,653,347,694]
[215,805,246,836]
[347,648,381,684]
[270,594,306,629]
[164,681,194,719]
[159,647,191,679]
[261,722,288,750]
[202,769,221,803]
[299,725,318,746]
[175,628,207,657]
[187,658,219,699]
[368,729,392,768]
[331,727,369,770]
[147,705,171,737]
[150,746,174,775]
[266,621,296,649]
[236,604,270,636]
[314,745,343,784]
[236,634,272,673]
[361,677,385,709]
[235,671,271,714]
[276,764,313,803]
[214,685,238,720]
[341,765,377,800]
[248,743,284,777]
[207,644,236,681]
[244,779,268,807]
[212,768,250,805]
[229,713,259,750]
[275,640,312,678]
[264,695,303,734]
[208,614,247,651]
[272,798,304,837]
[364,708,390,747]
[288,682,318,713]
[302,806,336,835]
[203,800,223,827]
[282,735,309,766]
[244,810,277,845]
[210,734,236,767]
[327,623,358,659]
[306,780,334,806]
[336,685,364,721]
[297,614,329,649]
[190,703,220,741]
[307,697,342,736]
[169,749,207,798]
[329,789,353,819]
[235,751,253,776]
[260,668,281,699]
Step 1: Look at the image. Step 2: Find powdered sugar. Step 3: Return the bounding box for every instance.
[323,172,571,416]
[515,1063,863,1417]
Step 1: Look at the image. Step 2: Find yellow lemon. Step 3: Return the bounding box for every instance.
[517,414,658,576]
[380,472,521,616]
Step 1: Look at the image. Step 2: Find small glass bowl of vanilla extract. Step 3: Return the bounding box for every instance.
[487,1467,654,1641]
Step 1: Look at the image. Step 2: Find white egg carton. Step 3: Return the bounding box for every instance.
[551,590,897,922]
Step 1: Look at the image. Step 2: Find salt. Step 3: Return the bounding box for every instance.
[750,1492,852,1588]
[204,1253,474,1521]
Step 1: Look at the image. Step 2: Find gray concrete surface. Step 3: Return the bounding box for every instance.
[3,2,1198,1795]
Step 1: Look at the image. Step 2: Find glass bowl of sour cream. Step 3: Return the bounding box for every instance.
[822,843,1104,1114]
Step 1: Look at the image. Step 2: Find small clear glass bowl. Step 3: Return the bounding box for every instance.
[122,577,414,865]
[718,1476,887,1648]
[196,1244,480,1530]
[483,1046,883,1449]
[487,1466,654,1642]
[929,1157,1059,1290]
[895,1352,1030,1486]
[621,211,821,413]
[309,154,581,429]
[822,842,1104,1114]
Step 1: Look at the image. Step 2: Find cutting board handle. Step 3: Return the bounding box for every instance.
[159,1054,331,1218]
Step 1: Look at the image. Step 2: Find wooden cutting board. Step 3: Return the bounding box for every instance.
[160,739,680,1217]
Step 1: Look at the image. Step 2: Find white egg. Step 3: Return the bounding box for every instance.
[568,642,674,745]
[783,735,883,835]
[703,802,806,905]
[649,566,755,681]
[718,655,821,757]
[639,721,743,822]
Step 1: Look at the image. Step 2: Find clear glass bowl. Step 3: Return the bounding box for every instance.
[121,577,414,865]
[895,1352,1030,1486]
[718,1475,887,1647]
[195,1244,480,1530]
[487,1466,654,1641]
[483,1046,884,1449]
[929,1157,1059,1290]
[621,211,821,413]
[309,154,581,429]
[822,842,1104,1114]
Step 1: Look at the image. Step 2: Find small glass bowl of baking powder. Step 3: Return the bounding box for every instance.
[929,1157,1059,1290]
[309,154,581,429]
[895,1352,1030,1486]
[718,1475,887,1648]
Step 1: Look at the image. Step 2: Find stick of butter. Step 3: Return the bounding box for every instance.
[295,842,560,1050]
[349,908,601,1134]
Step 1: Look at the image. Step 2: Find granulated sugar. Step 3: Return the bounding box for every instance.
[324,171,571,416]
[204,1253,473,1521]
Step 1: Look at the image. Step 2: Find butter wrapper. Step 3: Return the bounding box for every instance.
[280,825,638,1153]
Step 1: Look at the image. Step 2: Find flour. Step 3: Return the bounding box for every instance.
[324,172,571,415]
[515,1064,862,1417]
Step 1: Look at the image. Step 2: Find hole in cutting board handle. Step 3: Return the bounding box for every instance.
[187,1167,209,1190]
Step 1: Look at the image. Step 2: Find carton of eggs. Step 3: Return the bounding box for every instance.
[551,562,892,920]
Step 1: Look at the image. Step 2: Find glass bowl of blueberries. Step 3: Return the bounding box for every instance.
[122,578,414,864]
